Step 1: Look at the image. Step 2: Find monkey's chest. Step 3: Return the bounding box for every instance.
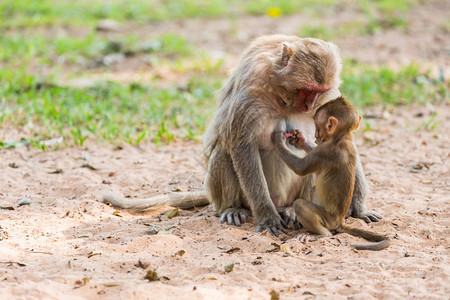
[259,113,315,151]
[260,114,316,206]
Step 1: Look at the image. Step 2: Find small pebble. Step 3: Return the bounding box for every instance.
[224,263,234,273]
[18,199,31,206]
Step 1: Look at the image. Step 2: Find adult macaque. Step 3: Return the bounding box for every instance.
[104,35,381,236]
[272,97,389,250]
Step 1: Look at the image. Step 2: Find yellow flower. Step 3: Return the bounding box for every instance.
[266,7,282,18]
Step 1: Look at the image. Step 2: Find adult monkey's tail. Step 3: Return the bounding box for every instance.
[103,191,210,211]
[339,225,390,251]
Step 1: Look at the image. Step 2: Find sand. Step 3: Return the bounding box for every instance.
[0,103,448,299]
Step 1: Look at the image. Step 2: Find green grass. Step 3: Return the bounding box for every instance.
[299,16,408,40]
[1,0,418,29]
[341,63,446,107]
[0,69,220,148]
[0,31,193,69]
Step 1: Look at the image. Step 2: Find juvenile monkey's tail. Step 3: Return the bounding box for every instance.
[102,190,210,211]
[340,225,390,251]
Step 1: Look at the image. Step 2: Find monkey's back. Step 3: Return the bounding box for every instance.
[315,140,357,219]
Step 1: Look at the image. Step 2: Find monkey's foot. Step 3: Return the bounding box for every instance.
[277,207,301,230]
[354,211,382,223]
[295,233,317,244]
[256,215,288,237]
[220,208,251,227]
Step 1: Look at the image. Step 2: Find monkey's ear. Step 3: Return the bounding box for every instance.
[281,42,294,66]
[353,115,361,131]
[327,116,338,135]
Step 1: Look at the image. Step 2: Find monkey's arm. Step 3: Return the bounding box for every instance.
[302,139,317,153]
[272,132,322,176]
[229,140,287,236]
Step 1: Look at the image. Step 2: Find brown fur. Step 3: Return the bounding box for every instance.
[272,97,389,250]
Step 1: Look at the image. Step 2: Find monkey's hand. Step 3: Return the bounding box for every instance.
[220,208,251,227]
[288,129,306,148]
[272,131,286,145]
[351,210,383,223]
[256,214,288,237]
[296,233,317,244]
[277,207,301,230]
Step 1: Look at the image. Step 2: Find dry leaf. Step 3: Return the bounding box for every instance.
[280,244,291,254]
[270,290,280,300]
[0,206,14,210]
[136,260,150,269]
[144,270,159,281]
[267,243,281,253]
[75,277,90,287]
[81,163,98,170]
[78,233,92,238]
[104,282,122,287]
[8,162,19,168]
[48,168,63,174]
[165,208,179,219]
[87,251,101,258]
[223,247,241,254]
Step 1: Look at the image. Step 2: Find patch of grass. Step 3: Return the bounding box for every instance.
[299,17,408,40]
[0,69,220,148]
[1,0,418,29]
[341,63,447,107]
[0,32,193,70]
[0,0,228,28]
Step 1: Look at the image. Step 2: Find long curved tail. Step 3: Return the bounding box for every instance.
[340,224,390,251]
[102,190,210,211]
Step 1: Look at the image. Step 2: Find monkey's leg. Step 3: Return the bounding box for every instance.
[348,148,382,223]
[205,147,251,227]
[293,199,332,237]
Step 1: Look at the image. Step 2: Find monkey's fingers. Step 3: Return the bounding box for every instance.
[220,213,227,224]
[364,211,382,223]
[280,218,288,229]
[226,213,235,226]
[269,226,288,236]
[288,138,299,145]
[220,212,237,226]
[270,227,279,237]
[284,133,293,138]
[294,220,302,230]
[239,212,247,224]
[256,225,287,237]
[233,213,241,226]
[297,234,310,244]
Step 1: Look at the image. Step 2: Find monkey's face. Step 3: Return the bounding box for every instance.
[278,40,341,113]
[314,110,335,144]
[314,111,326,143]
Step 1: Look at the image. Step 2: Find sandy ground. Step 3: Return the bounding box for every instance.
[1,1,449,299]
[0,103,449,299]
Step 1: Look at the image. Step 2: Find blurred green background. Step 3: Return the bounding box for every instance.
[0,0,447,149]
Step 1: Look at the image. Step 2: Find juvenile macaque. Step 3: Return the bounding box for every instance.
[104,35,381,236]
[272,97,389,250]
